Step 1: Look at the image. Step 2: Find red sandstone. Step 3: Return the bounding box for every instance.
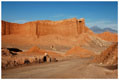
[2,18,92,37]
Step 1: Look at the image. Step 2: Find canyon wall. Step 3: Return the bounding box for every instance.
[2,18,91,37]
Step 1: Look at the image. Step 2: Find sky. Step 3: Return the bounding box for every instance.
[2,1,118,30]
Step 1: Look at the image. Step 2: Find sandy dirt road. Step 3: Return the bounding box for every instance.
[2,58,117,79]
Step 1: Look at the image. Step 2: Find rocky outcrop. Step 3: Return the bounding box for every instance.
[75,33,112,54]
[76,33,111,48]
[2,46,60,69]
[96,32,118,42]
[2,18,92,37]
[93,43,118,65]
[2,48,12,56]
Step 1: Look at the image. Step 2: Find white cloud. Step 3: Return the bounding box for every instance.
[86,20,118,30]
[13,20,28,24]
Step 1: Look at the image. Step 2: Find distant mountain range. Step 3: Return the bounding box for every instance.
[90,26,117,33]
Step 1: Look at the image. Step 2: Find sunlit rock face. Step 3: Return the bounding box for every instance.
[2,18,92,37]
[96,32,118,42]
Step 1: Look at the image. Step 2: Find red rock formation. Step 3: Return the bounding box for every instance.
[22,46,63,58]
[2,21,36,36]
[65,46,95,58]
[76,33,111,48]
[2,46,62,69]
[93,43,118,65]
[2,18,92,37]
[96,32,118,42]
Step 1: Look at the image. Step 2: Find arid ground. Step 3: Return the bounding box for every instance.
[2,58,118,79]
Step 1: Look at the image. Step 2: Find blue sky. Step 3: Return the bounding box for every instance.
[2,2,118,30]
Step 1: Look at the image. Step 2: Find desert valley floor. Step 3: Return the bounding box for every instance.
[2,57,117,79]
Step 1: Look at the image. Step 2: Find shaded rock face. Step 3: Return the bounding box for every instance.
[2,49,12,56]
[43,55,51,62]
[2,48,22,56]
[7,48,22,52]
[2,18,92,37]
[93,43,118,65]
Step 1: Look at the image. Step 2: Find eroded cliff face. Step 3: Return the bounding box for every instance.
[2,18,92,37]
[93,43,118,65]
[2,21,37,36]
